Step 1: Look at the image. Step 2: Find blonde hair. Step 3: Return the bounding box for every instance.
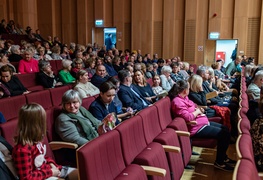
[189,74,203,92]
[14,103,46,145]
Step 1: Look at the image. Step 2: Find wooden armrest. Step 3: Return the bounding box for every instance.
[162,145,180,153]
[141,165,166,177]
[258,172,263,177]
[175,130,190,137]
[186,121,197,125]
[49,141,78,150]
[206,91,218,100]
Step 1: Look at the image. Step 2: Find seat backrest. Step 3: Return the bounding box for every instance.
[25,90,53,110]
[49,60,58,75]
[55,60,63,70]
[0,119,18,147]
[233,159,260,180]
[82,96,95,110]
[115,115,147,165]
[0,95,26,121]
[138,106,162,144]
[16,73,44,91]
[49,86,70,106]
[77,130,127,180]
[154,97,173,130]
[45,106,63,142]
[146,78,153,86]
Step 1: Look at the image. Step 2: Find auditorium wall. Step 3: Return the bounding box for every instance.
[0,0,263,65]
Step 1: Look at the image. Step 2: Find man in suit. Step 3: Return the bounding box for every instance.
[117,69,151,111]
[90,65,110,88]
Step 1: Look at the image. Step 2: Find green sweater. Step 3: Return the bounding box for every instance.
[59,70,75,84]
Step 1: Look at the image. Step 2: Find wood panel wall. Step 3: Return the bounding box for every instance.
[0,0,263,65]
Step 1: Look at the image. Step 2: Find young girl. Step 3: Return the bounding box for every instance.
[152,74,167,99]
[12,103,76,179]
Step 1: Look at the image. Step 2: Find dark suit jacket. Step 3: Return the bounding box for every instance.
[118,84,150,111]
[90,74,110,88]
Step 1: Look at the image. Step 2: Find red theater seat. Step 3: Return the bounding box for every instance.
[82,96,95,110]
[0,95,26,121]
[25,90,53,110]
[16,73,44,92]
[154,97,192,167]
[49,86,70,106]
[116,115,171,180]
[77,130,148,180]
[233,159,260,180]
[138,106,184,180]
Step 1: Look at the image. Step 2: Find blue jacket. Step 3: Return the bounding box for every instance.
[90,74,110,88]
[118,84,151,111]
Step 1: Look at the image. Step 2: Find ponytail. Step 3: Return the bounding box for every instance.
[168,80,188,100]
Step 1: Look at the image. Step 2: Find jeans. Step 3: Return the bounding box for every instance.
[193,122,230,164]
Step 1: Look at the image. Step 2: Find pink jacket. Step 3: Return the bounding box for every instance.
[18,58,39,74]
[171,95,209,136]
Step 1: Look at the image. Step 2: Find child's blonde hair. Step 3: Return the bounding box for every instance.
[14,103,46,145]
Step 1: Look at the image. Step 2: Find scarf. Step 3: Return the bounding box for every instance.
[66,107,100,141]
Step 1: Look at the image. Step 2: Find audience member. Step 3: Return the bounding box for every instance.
[169,80,235,171]
[34,46,52,61]
[225,56,241,77]
[58,59,75,84]
[117,69,151,111]
[55,90,112,146]
[0,53,16,73]
[133,70,156,103]
[12,103,78,180]
[74,69,99,98]
[38,60,62,88]
[8,45,23,62]
[170,62,184,82]
[71,58,85,78]
[104,56,117,77]
[160,65,175,92]
[51,46,63,60]
[89,81,133,122]
[90,65,110,88]
[85,58,96,79]
[18,48,39,74]
[0,65,30,96]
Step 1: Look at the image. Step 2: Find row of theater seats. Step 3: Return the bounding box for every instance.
[10,59,63,91]
[232,71,263,179]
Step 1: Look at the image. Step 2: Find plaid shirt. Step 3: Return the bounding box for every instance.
[12,142,61,180]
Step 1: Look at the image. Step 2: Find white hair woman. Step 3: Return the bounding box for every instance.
[160,65,175,91]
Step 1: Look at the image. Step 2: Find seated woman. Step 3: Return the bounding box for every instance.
[133,70,156,103]
[74,69,100,98]
[160,65,175,92]
[18,48,39,74]
[71,58,85,78]
[169,80,235,172]
[58,59,76,84]
[56,90,111,147]
[33,46,52,61]
[0,53,16,73]
[0,65,30,96]
[89,81,134,122]
[37,60,62,88]
[85,58,96,79]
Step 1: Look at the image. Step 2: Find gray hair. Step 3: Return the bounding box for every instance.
[11,45,20,54]
[161,65,172,74]
[196,65,207,76]
[254,70,263,82]
[62,59,72,69]
[38,60,50,71]
[62,90,82,110]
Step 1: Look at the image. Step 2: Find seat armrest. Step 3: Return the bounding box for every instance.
[141,165,166,177]
[49,141,78,150]
[162,145,180,153]
[175,130,190,137]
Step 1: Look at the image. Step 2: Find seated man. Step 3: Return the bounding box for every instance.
[90,64,110,88]
[117,69,151,112]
